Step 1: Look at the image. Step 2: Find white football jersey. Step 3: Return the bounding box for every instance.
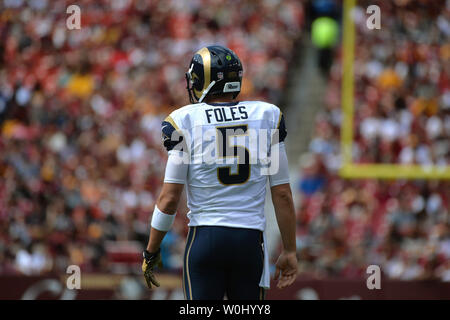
[161,101,287,231]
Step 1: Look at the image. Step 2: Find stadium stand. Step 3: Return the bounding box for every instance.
[0,0,448,285]
[0,0,304,275]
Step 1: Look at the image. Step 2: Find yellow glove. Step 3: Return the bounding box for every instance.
[142,249,162,289]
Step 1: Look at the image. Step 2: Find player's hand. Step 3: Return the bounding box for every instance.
[274,251,298,289]
[142,248,162,289]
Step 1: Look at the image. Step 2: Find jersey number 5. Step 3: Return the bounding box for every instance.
[216,125,250,185]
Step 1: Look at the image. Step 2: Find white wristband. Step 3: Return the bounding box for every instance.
[151,206,176,232]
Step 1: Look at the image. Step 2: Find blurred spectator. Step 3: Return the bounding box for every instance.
[311,16,340,76]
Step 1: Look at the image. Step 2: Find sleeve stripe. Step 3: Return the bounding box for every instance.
[162,119,184,152]
[165,115,180,131]
[276,111,283,129]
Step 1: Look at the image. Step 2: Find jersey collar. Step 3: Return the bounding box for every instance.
[206,101,240,106]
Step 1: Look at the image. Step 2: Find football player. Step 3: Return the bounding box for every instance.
[142,45,297,300]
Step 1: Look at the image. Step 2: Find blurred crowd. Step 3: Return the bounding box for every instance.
[0,0,304,275]
[353,0,449,165]
[297,0,450,281]
[1,0,449,285]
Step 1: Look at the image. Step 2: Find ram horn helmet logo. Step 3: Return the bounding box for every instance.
[223,82,241,92]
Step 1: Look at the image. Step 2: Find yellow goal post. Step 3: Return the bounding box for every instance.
[339,0,450,180]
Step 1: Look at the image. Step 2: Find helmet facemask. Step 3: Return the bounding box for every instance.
[185,64,196,104]
[186,63,219,104]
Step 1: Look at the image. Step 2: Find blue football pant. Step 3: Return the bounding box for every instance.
[183,226,265,300]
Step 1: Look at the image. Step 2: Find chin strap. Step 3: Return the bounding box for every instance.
[198,80,216,103]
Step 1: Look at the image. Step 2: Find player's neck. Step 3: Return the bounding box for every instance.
[204,94,235,104]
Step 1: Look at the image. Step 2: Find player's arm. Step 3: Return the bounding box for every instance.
[271,182,297,289]
[142,116,188,289]
[269,111,298,289]
[146,182,184,253]
[142,181,184,289]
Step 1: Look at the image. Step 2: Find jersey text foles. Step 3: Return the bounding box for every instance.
[205,106,248,124]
